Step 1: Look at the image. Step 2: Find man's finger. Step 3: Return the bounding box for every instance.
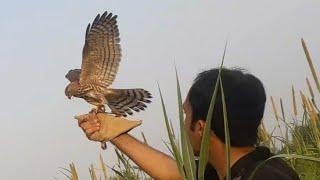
[85,127,101,140]
[74,114,90,124]
[85,126,100,135]
[87,132,101,141]
[80,120,100,130]
[75,113,97,124]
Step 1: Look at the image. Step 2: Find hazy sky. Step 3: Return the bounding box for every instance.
[0,0,319,179]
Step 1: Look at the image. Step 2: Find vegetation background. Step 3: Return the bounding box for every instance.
[0,0,319,179]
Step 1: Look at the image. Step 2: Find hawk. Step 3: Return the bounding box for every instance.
[65,11,152,117]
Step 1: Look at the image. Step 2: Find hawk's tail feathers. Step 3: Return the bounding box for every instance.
[107,89,152,117]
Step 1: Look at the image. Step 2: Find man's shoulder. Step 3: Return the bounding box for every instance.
[231,147,300,180]
[244,157,300,180]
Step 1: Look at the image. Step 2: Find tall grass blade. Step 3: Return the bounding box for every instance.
[220,78,231,180]
[115,149,126,167]
[163,140,175,156]
[175,67,196,180]
[112,168,124,178]
[158,84,186,179]
[59,170,71,180]
[169,119,176,139]
[198,41,227,180]
[59,167,72,174]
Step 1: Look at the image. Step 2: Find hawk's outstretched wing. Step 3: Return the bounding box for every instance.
[80,11,121,87]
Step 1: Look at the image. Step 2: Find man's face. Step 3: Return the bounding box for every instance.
[183,98,203,156]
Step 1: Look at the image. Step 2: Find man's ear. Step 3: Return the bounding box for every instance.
[196,120,206,137]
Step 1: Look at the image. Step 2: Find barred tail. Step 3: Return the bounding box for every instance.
[107,89,152,116]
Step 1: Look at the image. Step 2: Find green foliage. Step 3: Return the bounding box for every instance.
[255,38,320,180]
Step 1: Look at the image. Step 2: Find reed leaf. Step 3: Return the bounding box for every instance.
[158,84,186,179]
[59,170,71,180]
[163,140,175,156]
[220,77,231,180]
[198,41,227,180]
[112,168,124,178]
[175,67,197,180]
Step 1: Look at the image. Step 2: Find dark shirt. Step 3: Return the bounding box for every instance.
[197,146,300,180]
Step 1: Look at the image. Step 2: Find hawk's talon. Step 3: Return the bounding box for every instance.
[89,108,98,114]
[97,106,105,113]
[89,106,105,114]
[101,142,107,150]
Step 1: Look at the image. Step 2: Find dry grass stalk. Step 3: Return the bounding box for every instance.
[306,78,315,99]
[271,96,285,142]
[89,164,98,180]
[100,154,108,180]
[270,96,280,121]
[70,163,79,180]
[292,86,298,118]
[301,38,320,93]
[307,99,318,123]
[307,99,320,148]
[280,98,286,122]
[300,91,308,110]
[141,131,149,145]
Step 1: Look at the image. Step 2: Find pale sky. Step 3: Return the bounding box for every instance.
[0,0,319,179]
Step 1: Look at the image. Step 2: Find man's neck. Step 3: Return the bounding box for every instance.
[208,137,255,180]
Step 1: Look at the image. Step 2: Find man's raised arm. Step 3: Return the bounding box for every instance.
[76,113,182,179]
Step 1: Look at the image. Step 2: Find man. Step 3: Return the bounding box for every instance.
[76,68,300,180]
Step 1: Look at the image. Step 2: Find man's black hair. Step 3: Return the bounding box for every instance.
[188,67,266,147]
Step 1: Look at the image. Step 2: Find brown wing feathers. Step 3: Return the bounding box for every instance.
[108,89,152,116]
[80,11,121,87]
[103,15,120,84]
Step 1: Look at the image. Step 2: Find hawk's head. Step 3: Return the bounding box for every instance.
[65,81,81,99]
[65,69,81,82]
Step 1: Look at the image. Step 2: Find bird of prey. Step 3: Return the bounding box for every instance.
[65,11,152,117]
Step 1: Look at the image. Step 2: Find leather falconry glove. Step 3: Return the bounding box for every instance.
[75,113,142,149]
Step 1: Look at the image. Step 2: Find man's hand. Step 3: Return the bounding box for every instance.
[75,113,101,141]
[75,113,142,142]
